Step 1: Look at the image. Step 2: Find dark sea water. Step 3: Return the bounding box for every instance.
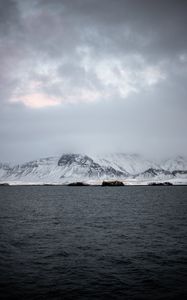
[0,186,187,300]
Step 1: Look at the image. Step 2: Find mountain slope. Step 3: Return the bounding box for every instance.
[91,153,159,175]
[0,153,187,185]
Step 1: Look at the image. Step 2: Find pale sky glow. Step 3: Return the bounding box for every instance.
[11,93,61,109]
[0,0,187,162]
[8,51,166,108]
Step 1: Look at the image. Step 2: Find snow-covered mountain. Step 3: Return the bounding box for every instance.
[0,153,187,185]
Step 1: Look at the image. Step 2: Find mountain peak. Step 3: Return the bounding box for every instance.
[0,153,187,185]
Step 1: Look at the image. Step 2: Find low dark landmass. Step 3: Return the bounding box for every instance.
[1,181,186,186]
[68,182,91,186]
[43,183,60,186]
[102,180,124,186]
[148,182,173,186]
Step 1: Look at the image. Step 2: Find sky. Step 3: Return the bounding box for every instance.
[0,0,187,163]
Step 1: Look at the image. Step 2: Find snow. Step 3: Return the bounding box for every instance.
[91,153,159,174]
[0,153,187,185]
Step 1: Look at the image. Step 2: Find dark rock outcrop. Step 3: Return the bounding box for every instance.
[172,170,187,176]
[138,168,172,178]
[58,154,127,178]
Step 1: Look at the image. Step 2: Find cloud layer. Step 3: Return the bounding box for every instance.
[0,0,187,162]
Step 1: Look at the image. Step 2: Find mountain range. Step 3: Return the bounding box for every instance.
[0,153,187,185]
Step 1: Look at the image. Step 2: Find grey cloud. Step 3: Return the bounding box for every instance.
[0,0,187,162]
[36,0,187,59]
[0,0,21,35]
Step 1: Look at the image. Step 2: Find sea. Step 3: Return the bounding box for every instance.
[0,186,187,300]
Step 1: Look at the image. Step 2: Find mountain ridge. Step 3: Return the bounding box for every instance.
[0,153,187,185]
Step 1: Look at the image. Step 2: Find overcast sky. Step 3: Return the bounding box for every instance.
[0,0,187,163]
